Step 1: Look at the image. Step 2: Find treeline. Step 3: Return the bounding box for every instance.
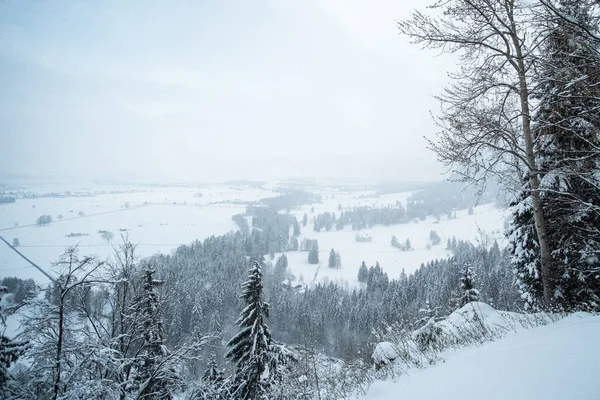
[314,202,407,231]
[260,189,321,211]
[405,180,499,221]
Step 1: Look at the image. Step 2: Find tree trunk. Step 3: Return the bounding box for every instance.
[510,14,555,307]
[53,296,64,400]
[528,180,554,306]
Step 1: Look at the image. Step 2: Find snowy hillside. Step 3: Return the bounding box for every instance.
[362,311,600,400]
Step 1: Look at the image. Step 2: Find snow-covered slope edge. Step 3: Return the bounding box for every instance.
[362,311,599,399]
[356,303,559,398]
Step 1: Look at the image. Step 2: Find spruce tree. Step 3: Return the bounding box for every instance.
[226,262,273,399]
[308,248,319,265]
[533,0,600,310]
[358,262,368,283]
[134,265,179,400]
[459,262,479,306]
[328,249,336,269]
[507,181,544,310]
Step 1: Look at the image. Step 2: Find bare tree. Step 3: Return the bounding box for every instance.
[20,247,108,400]
[101,231,115,243]
[398,0,556,305]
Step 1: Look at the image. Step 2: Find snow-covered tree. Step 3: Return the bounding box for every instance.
[358,261,368,283]
[0,335,28,399]
[0,286,28,399]
[327,249,341,269]
[308,247,319,265]
[328,249,336,269]
[460,263,479,306]
[19,247,116,400]
[226,261,273,399]
[190,353,227,400]
[507,182,544,310]
[133,264,180,400]
[533,0,600,310]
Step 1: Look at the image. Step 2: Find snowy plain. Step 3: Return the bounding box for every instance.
[361,312,600,400]
[281,202,507,287]
[0,183,275,283]
[0,181,507,287]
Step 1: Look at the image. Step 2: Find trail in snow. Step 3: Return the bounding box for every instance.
[363,313,600,400]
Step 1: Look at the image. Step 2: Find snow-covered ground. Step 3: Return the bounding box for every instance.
[362,312,600,400]
[1,181,507,286]
[0,184,277,283]
[283,203,507,286]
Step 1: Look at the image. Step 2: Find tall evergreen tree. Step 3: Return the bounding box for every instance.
[308,248,319,265]
[358,262,368,283]
[328,249,337,269]
[533,0,600,310]
[134,265,179,400]
[507,182,544,309]
[226,262,273,399]
[459,263,479,306]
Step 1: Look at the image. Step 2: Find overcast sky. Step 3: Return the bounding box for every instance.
[0,0,454,183]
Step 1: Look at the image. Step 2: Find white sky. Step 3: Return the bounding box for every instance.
[0,0,454,183]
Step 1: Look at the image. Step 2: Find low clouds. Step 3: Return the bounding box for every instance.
[0,0,449,182]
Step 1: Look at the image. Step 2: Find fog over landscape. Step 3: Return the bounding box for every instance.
[1,0,451,182]
[1,1,599,400]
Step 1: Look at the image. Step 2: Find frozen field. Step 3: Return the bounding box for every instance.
[281,202,507,287]
[0,183,277,283]
[0,182,507,286]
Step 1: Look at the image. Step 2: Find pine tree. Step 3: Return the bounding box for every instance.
[507,182,544,310]
[335,251,342,269]
[533,0,600,310]
[203,353,224,383]
[0,336,27,398]
[308,248,319,265]
[459,263,479,306]
[0,286,28,399]
[226,262,273,399]
[134,265,179,400]
[302,213,308,227]
[328,249,336,269]
[358,262,368,283]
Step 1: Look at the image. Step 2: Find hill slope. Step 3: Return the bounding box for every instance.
[363,312,599,399]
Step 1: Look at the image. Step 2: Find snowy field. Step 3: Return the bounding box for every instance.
[282,202,507,287]
[1,181,507,286]
[362,312,600,400]
[0,183,277,283]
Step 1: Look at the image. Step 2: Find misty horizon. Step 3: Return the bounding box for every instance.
[1,0,451,183]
